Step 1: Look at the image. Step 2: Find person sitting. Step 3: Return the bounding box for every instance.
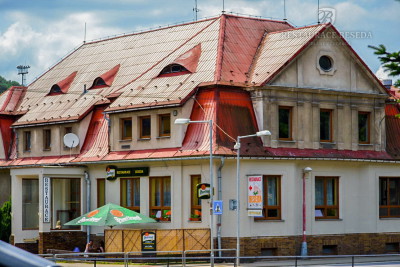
[97,241,105,253]
[84,240,96,253]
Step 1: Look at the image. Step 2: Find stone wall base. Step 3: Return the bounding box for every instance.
[15,242,38,254]
[221,233,400,256]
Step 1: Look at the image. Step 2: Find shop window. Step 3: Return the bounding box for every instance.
[315,177,339,219]
[158,114,171,137]
[278,107,292,140]
[256,176,281,220]
[52,178,81,230]
[358,112,370,144]
[43,129,51,150]
[121,178,140,211]
[150,176,171,222]
[97,179,105,207]
[322,245,338,255]
[22,179,39,230]
[120,118,132,140]
[139,116,151,139]
[379,177,400,218]
[23,131,31,152]
[190,175,202,222]
[320,109,332,142]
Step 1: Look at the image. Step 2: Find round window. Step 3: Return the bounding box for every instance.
[319,55,333,71]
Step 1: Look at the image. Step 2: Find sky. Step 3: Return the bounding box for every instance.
[0,0,399,85]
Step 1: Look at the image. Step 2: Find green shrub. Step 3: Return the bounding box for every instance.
[0,200,11,243]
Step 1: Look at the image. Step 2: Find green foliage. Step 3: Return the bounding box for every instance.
[0,76,20,94]
[0,200,11,243]
[369,44,400,87]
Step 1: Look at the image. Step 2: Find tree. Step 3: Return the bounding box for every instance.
[0,76,21,94]
[0,200,11,243]
[369,44,400,87]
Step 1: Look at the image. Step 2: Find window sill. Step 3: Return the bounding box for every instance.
[315,218,342,221]
[254,219,285,222]
[320,142,336,145]
[50,228,81,231]
[119,139,132,142]
[138,138,151,141]
[358,143,373,146]
[278,140,296,143]
[157,136,171,139]
[43,149,51,151]
[22,228,39,231]
[379,217,400,220]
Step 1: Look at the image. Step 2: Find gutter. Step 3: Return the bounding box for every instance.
[11,119,79,129]
[84,171,91,243]
[104,103,180,114]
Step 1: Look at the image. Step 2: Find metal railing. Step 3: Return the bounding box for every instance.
[38,251,400,266]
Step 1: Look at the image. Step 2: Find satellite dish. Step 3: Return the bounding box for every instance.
[64,133,79,148]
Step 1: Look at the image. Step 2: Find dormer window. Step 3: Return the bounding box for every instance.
[90,77,108,89]
[158,64,190,77]
[46,71,77,96]
[49,84,62,95]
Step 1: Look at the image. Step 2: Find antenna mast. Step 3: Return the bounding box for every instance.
[283,0,287,21]
[84,22,87,43]
[222,0,225,13]
[317,0,320,24]
[17,65,30,86]
[193,0,199,21]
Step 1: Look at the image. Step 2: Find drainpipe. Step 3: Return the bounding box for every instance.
[84,171,91,243]
[301,167,312,256]
[217,157,225,257]
[103,113,111,153]
[13,129,18,159]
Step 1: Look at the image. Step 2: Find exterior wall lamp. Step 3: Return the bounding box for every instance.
[234,130,271,266]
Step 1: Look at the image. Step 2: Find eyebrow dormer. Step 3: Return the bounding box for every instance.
[89,64,120,89]
[157,44,201,78]
[47,71,77,96]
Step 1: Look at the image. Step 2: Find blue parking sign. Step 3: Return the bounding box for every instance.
[213,200,223,215]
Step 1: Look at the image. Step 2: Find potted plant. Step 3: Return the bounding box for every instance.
[189,214,201,221]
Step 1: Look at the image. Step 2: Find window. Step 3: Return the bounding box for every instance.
[319,56,333,72]
[121,118,132,140]
[358,112,370,144]
[278,107,292,140]
[49,84,62,95]
[52,178,80,230]
[256,176,281,220]
[97,179,105,207]
[139,116,151,139]
[320,109,332,142]
[90,77,107,89]
[121,178,140,211]
[150,177,171,221]
[190,175,202,221]
[159,64,190,76]
[22,179,39,229]
[159,114,171,137]
[43,129,51,150]
[379,177,400,218]
[315,177,339,219]
[23,131,31,151]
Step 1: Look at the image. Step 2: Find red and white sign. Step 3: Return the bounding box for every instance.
[247,175,263,210]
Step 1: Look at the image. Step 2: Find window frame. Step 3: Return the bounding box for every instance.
[120,118,132,140]
[358,112,370,144]
[278,106,292,141]
[139,116,151,139]
[22,178,39,230]
[120,178,141,212]
[158,113,171,137]
[320,109,333,142]
[149,176,171,222]
[255,175,281,221]
[315,176,339,220]
[379,177,400,218]
[43,129,51,150]
[190,175,202,221]
[23,131,31,152]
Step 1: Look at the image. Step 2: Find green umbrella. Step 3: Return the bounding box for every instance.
[64,203,156,227]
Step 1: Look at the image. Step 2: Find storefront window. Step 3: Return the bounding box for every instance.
[22,179,39,229]
[52,178,81,230]
[121,178,140,211]
[150,176,171,221]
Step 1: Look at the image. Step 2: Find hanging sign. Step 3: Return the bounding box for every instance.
[197,183,211,199]
[247,175,263,211]
[106,165,117,181]
[43,177,51,223]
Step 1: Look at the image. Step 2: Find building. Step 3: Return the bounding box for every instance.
[1,14,400,256]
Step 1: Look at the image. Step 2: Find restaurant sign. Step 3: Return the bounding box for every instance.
[106,166,149,180]
[43,177,51,223]
[247,175,263,215]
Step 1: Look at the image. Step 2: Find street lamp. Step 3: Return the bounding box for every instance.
[234,130,271,266]
[301,167,312,257]
[175,118,215,266]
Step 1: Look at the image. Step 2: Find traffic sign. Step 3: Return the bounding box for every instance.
[213,200,223,215]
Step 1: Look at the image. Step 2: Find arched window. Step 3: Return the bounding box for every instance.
[158,64,190,77]
[90,77,107,89]
[49,84,62,95]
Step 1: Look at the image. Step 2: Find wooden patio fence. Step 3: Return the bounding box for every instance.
[105,228,210,253]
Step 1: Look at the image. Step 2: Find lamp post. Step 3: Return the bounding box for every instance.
[301,167,312,257]
[234,130,271,266]
[175,118,215,266]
